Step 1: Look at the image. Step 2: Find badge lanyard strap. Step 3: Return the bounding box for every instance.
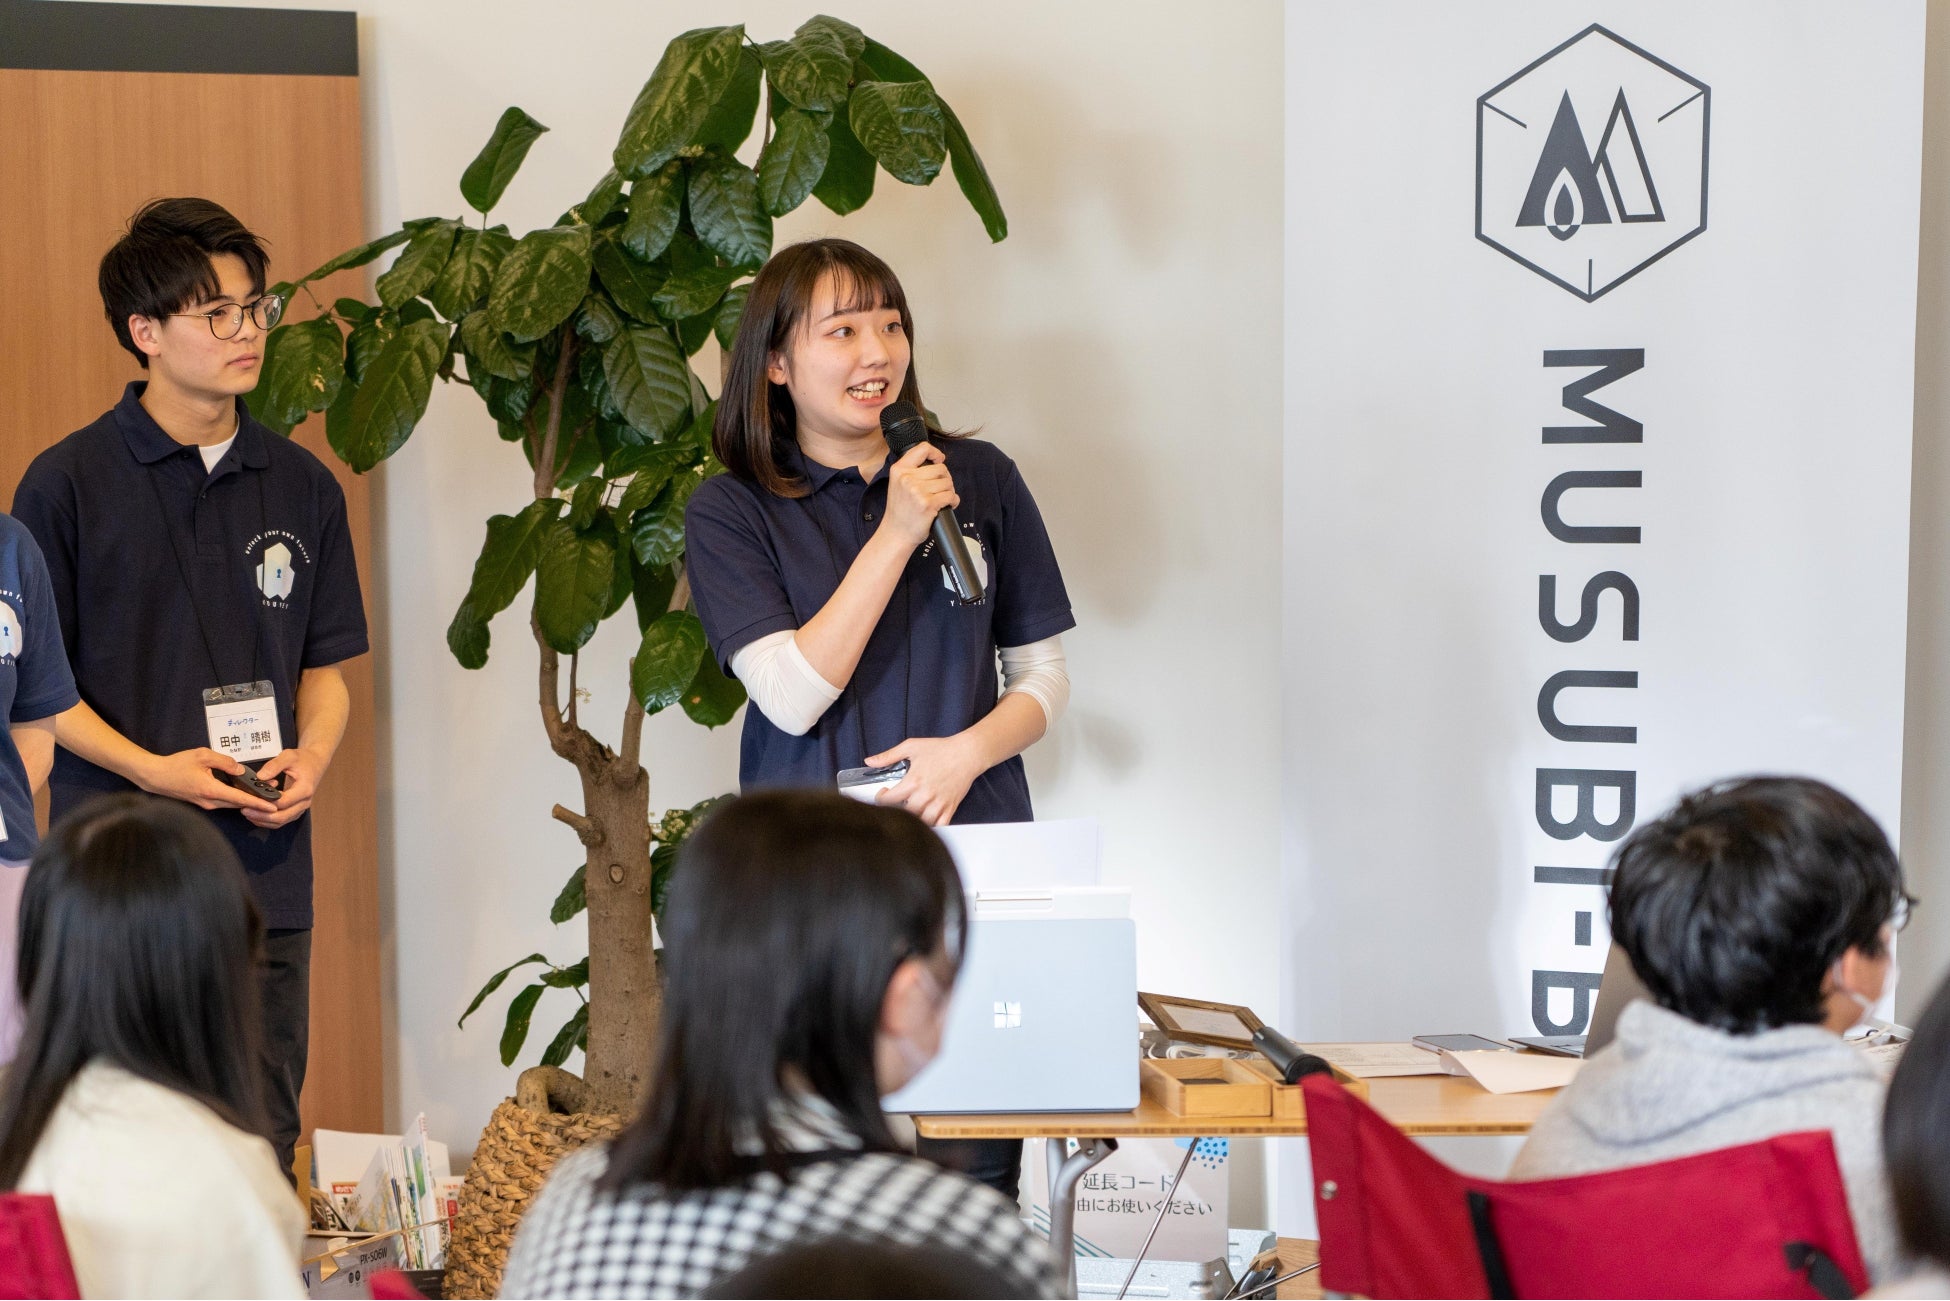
[143,451,266,691]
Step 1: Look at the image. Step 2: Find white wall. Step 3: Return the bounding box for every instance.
[107,0,1287,1215]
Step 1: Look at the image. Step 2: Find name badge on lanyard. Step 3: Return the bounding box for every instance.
[203,680,283,763]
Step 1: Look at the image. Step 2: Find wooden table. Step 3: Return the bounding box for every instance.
[915,1073,1559,1296]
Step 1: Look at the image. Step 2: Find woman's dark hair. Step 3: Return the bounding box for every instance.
[701,1240,1016,1298]
[713,238,959,498]
[1607,775,1903,1034]
[602,791,965,1192]
[99,197,269,367]
[0,795,269,1188]
[1885,971,1950,1268]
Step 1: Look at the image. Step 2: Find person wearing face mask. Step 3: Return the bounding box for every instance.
[1510,775,1913,1286]
[497,791,1061,1299]
[683,238,1074,1200]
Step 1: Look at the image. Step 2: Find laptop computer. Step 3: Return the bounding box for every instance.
[884,887,1139,1114]
[1510,942,1648,1058]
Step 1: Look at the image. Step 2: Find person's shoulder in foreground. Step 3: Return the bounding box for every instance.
[20,1061,303,1299]
[498,1137,1059,1299]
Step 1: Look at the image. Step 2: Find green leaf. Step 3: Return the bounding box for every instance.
[620,161,684,262]
[633,609,709,715]
[695,45,762,153]
[604,529,634,617]
[688,155,771,269]
[799,14,865,59]
[333,297,372,322]
[591,236,666,323]
[375,220,459,308]
[446,600,490,669]
[489,226,593,343]
[630,467,703,569]
[550,863,587,924]
[761,29,851,113]
[567,478,605,530]
[333,317,447,472]
[345,309,398,385]
[577,168,626,226]
[677,310,713,357]
[631,557,678,630]
[813,102,877,215]
[576,293,624,345]
[253,317,344,434]
[603,325,691,440]
[534,520,617,653]
[540,957,590,989]
[458,952,548,1028]
[756,109,831,217]
[858,39,1006,240]
[299,228,413,284]
[652,841,680,915]
[461,107,550,213]
[429,226,513,321]
[499,983,546,1066]
[681,649,746,727]
[613,25,746,179]
[653,265,740,321]
[714,282,750,351]
[539,1004,589,1068]
[458,309,533,383]
[461,497,563,624]
[848,81,946,186]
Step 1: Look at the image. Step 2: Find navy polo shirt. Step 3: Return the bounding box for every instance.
[12,382,370,928]
[685,436,1074,824]
[0,516,80,861]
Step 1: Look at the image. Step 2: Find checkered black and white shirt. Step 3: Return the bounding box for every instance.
[498,1096,1059,1298]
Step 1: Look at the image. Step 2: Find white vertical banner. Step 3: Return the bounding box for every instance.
[1282,0,1923,1227]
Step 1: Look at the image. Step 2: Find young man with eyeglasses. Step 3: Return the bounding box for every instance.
[1510,775,1914,1285]
[11,198,369,1176]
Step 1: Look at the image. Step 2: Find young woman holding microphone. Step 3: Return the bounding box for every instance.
[684,238,1076,1196]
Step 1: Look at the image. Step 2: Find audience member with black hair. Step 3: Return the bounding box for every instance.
[1510,775,1910,1284]
[0,794,304,1297]
[700,1239,1019,1298]
[498,791,1058,1299]
[1877,972,1950,1297]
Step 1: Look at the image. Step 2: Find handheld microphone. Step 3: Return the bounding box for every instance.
[880,401,984,603]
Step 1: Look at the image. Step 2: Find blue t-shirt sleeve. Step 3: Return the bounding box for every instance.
[991,462,1076,647]
[685,477,800,671]
[11,526,78,722]
[302,473,370,668]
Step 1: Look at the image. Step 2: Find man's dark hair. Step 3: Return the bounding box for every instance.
[1607,775,1903,1034]
[1886,971,1950,1269]
[98,198,269,367]
[0,794,269,1188]
[602,790,965,1193]
[702,1240,1017,1298]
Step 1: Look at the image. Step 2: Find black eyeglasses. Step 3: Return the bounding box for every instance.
[167,294,285,340]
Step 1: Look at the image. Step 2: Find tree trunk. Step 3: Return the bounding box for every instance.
[577,762,657,1116]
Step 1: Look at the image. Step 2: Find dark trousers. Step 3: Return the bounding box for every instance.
[260,928,312,1181]
[916,1136,1023,1203]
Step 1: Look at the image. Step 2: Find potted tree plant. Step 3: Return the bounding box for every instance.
[249,16,1006,1294]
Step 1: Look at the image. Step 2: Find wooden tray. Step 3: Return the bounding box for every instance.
[1141,1058,1273,1117]
[1240,1056,1371,1118]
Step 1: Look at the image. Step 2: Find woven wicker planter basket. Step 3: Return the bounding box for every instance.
[444,1070,627,1299]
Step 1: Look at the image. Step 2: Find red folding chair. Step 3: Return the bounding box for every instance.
[0,1193,80,1300]
[368,1269,427,1299]
[1299,1069,1866,1299]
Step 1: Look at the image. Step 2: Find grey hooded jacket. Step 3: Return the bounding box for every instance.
[1508,1000,1901,1285]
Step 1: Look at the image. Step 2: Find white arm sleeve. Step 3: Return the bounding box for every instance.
[998,635,1069,731]
[729,630,843,737]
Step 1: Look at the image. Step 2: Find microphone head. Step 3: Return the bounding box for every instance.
[880,400,929,458]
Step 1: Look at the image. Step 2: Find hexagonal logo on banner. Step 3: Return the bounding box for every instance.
[1477,25,1710,301]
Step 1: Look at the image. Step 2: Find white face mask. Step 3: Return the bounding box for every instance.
[1830,933,1898,1036]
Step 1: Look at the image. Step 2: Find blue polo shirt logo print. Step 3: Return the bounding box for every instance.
[247,531,309,605]
[922,529,989,605]
[0,596,22,662]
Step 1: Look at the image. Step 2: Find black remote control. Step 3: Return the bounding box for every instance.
[216,766,283,803]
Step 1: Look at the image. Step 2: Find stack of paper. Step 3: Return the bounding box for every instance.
[317,1118,453,1268]
[1438,1049,1581,1094]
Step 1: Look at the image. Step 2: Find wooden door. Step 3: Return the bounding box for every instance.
[0,1,381,1138]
